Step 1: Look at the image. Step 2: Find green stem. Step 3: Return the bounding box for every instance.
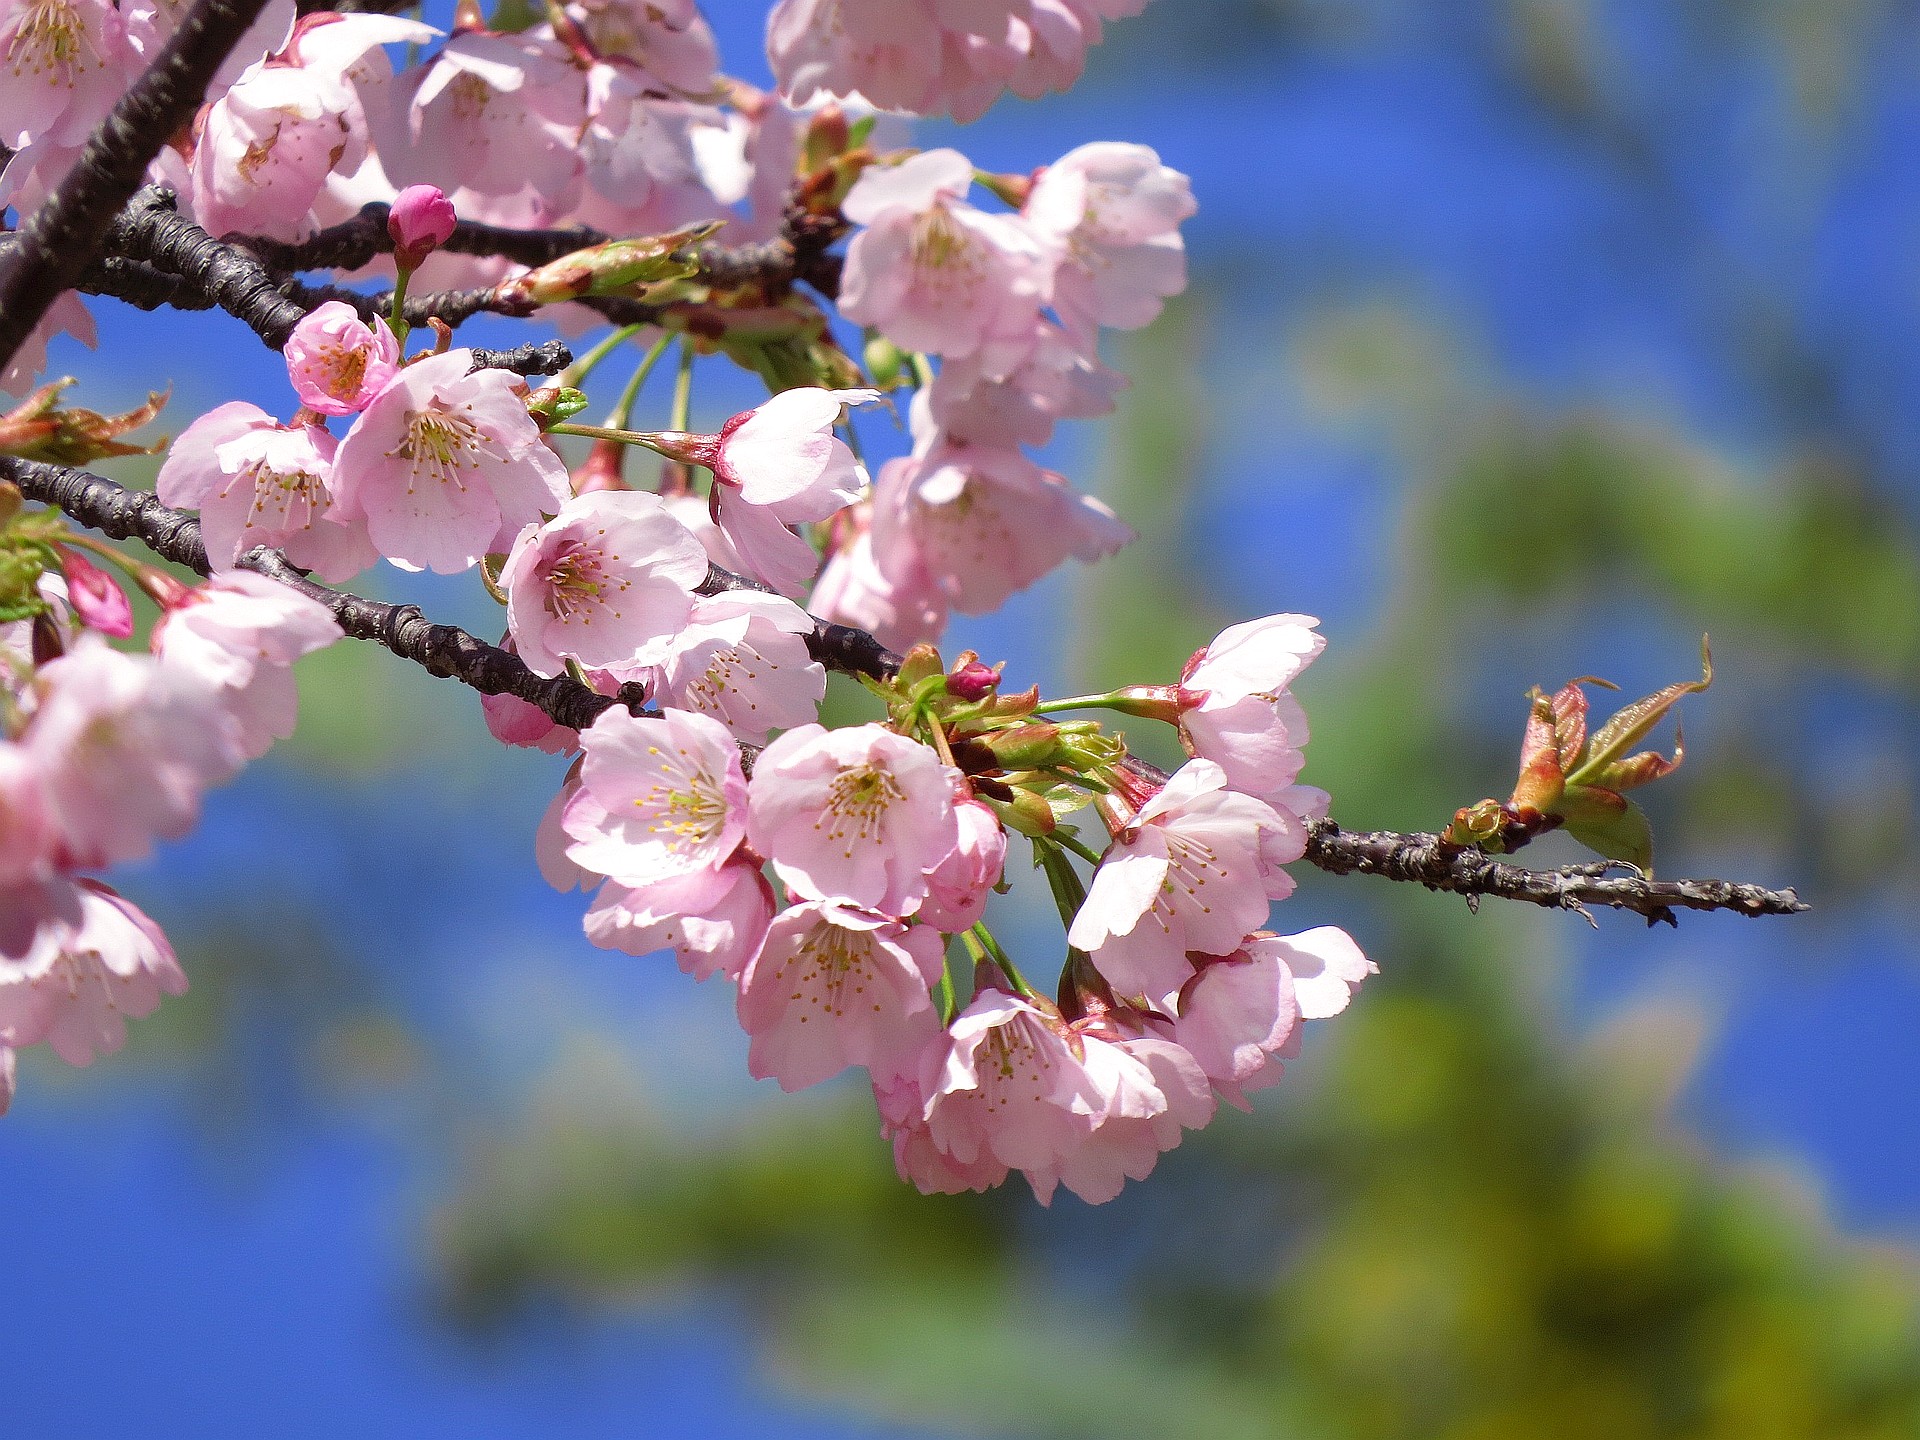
[908,352,935,389]
[557,323,645,391]
[670,338,696,433]
[1031,839,1090,933]
[1053,829,1107,867]
[389,266,414,347]
[935,940,958,1025]
[605,330,676,430]
[968,921,1036,999]
[549,423,677,459]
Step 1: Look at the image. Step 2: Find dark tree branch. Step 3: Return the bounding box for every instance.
[0,0,274,370]
[0,463,1802,926]
[1302,818,1808,925]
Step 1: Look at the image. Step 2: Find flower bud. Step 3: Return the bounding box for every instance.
[976,723,1066,770]
[389,185,457,271]
[982,787,1056,837]
[947,655,1000,701]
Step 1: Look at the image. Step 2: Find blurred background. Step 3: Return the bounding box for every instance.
[7,1,1920,1435]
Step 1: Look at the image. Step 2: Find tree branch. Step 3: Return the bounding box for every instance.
[1301,818,1807,925]
[0,0,274,370]
[0,463,1804,925]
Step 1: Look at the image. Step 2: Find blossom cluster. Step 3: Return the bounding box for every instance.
[0,0,1385,1204]
[0,536,340,1113]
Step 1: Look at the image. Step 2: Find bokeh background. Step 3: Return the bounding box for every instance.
[8,2,1920,1435]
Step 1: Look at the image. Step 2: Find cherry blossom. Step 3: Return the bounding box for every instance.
[565,0,718,94]
[156,401,375,583]
[1067,759,1306,1005]
[736,901,946,1090]
[925,318,1125,449]
[1024,141,1195,342]
[55,547,130,638]
[499,491,709,677]
[0,878,185,1067]
[917,797,1007,933]
[1038,1028,1214,1203]
[1175,612,1324,806]
[562,706,748,889]
[648,590,825,746]
[1174,926,1373,1108]
[839,149,1050,373]
[122,0,293,90]
[284,303,401,417]
[583,853,775,983]
[766,0,945,118]
[21,636,236,870]
[388,184,457,268]
[870,424,1132,618]
[0,0,128,150]
[920,984,1165,1203]
[810,516,951,654]
[152,572,343,761]
[0,290,94,398]
[331,349,572,574]
[746,722,961,916]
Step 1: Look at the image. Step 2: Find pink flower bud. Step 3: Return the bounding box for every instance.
[947,657,999,701]
[56,546,132,638]
[388,185,457,270]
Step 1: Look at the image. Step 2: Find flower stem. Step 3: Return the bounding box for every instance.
[558,323,645,391]
[548,423,676,459]
[389,266,414,347]
[968,921,1035,998]
[605,330,676,430]
[670,338,696,433]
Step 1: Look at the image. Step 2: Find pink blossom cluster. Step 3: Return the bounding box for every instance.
[0,559,341,1113]
[814,141,1195,650]
[530,604,1364,1204]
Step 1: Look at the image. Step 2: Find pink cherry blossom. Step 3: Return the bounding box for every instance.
[562,706,748,889]
[565,0,718,94]
[1039,1029,1214,1203]
[810,517,950,653]
[22,636,237,870]
[1066,759,1306,1006]
[387,29,584,206]
[0,744,53,890]
[0,0,128,150]
[153,572,343,761]
[921,984,1164,1203]
[926,318,1124,449]
[499,491,709,677]
[1024,142,1195,342]
[388,184,457,268]
[877,1069,1011,1196]
[0,878,185,1066]
[1173,926,1372,1109]
[736,900,946,1091]
[55,546,130,637]
[1176,612,1324,806]
[123,0,293,91]
[480,634,584,755]
[156,401,374,583]
[747,722,961,916]
[839,149,1050,373]
[536,764,590,892]
[284,302,401,416]
[652,387,875,597]
[331,349,572,574]
[648,590,825,746]
[584,854,774,983]
[766,0,946,117]
[870,421,1132,617]
[917,797,1006,933]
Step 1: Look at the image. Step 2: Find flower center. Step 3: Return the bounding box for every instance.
[315,341,370,400]
[910,206,986,298]
[541,541,629,623]
[7,0,101,81]
[822,763,903,849]
[390,408,489,494]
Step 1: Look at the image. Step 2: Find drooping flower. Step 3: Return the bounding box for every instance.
[746,721,960,916]
[0,878,186,1067]
[156,401,375,582]
[480,633,585,754]
[498,490,709,677]
[1023,141,1195,343]
[1174,926,1372,1108]
[917,797,1007,933]
[1067,759,1306,1006]
[647,590,825,746]
[839,149,1049,374]
[1036,1027,1214,1203]
[584,854,775,983]
[736,900,947,1091]
[331,349,572,574]
[870,415,1132,617]
[0,290,94,398]
[925,317,1124,449]
[562,706,748,889]
[152,571,343,761]
[284,302,401,417]
[810,512,950,653]
[920,983,1165,1203]
[54,546,130,638]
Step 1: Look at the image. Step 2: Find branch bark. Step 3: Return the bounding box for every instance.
[0,0,274,370]
[0,462,1805,927]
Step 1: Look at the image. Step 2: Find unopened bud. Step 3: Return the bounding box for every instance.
[978,723,1066,770]
[802,104,852,173]
[947,655,1000,701]
[502,224,717,305]
[389,185,457,271]
[984,787,1056,837]
[863,332,907,389]
[0,482,19,528]
[525,386,589,428]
